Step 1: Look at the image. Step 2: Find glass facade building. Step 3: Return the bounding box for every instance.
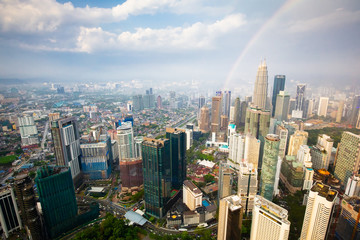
[272,75,286,116]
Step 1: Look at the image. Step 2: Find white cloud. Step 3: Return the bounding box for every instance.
[287,8,360,33]
[75,14,246,53]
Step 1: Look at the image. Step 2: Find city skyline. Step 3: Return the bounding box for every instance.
[0,0,359,89]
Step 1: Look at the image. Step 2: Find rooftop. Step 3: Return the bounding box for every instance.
[311,182,338,202]
[183,180,202,195]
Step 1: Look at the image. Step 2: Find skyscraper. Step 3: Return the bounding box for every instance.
[244,134,261,168]
[334,132,360,187]
[132,94,144,111]
[166,128,187,190]
[117,121,135,160]
[336,100,344,123]
[250,195,290,240]
[199,106,210,133]
[244,106,271,139]
[335,196,360,240]
[51,117,81,183]
[276,125,288,159]
[228,133,245,168]
[0,186,22,238]
[234,97,241,128]
[142,138,171,218]
[217,195,243,240]
[274,91,290,121]
[272,75,286,116]
[310,134,333,170]
[252,60,268,110]
[287,130,308,156]
[223,90,231,118]
[317,97,329,117]
[14,175,42,240]
[211,96,222,133]
[260,134,280,201]
[350,95,360,127]
[300,182,337,240]
[18,115,39,147]
[35,166,78,238]
[218,163,232,201]
[240,101,247,125]
[198,96,205,110]
[238,162,258,214]
[157,95,162,109]
[293,84,306,118]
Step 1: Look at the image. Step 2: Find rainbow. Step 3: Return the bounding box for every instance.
[224,0,301,89]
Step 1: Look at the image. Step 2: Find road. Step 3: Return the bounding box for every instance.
[41,121,49,149]
[0,156,29,184]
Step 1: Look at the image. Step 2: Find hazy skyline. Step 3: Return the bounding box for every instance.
[0,0,359,88]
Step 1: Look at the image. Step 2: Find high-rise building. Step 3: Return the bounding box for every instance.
[274,91,290,121]
[229,106,235,123]
[344,174,360,197]
[132,95,144,111]
[218,163,232,201]
[217,195,243,240]
[276,125,288,159]
[310,134,333,170]
[295,84,306,113]
[0,186,22,238]
[51,117,81,183]
[228,133,245,169]
[240,101,247,125]
[35,166,78,238]
[198,96,205,110]
[250,195,290,240]
[14,175,42,240]
[183,180,202,211]
[287,130,308,156]
[307,99,315,118]
[48,112,60,122]
[157,95,162,109]
[166,128,187,190]
[244,106,271,139]
[334,132,360,187]
[234,97,241,128]
[335,196,360,240]
[300,182,337,240]
[117,121,135,160]
[211,96,222,133]
[80,135,112,180]
[297,145,312,164]
[260,134,280,201]
[143,93,155,109]
[252,60,268,110]
[272,75,286,116]
[220,115,229,131]
[119,158,143,188]
[350,95,360,127]
[142,138,171,218]
[223,91,231,118]
[199,106,210,133]
[244,134,260,169]
[134,136,143,159]
[317,97,329,117]
[288,98,296,116]
[18,115,39,147]
[238,162,257,214]
[336,100,344,123]
[280,155,304,194]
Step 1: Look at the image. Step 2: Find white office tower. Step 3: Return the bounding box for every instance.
[252,60,268,110]
[238,162,258,214]
[134,136,143,159]
[117,122,135,160]
[244,134,260,169]
[345,174,360,197]
[18,115,39,147]
[250,195,290,240]
[229,106,235,123]
[317,97,329,117]
[300,182,338,240]
[313,134,334,170]
[276,125,288,159]
[185,129,193,150]
[298,145,314,190]
[274,156,282,196]
[288,130,308,156]
[0,187,22,238]
[228,133,245,169]
[183,180,202,211]
[217,195,243,240]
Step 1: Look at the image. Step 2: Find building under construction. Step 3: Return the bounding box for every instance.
[335,197,360,240]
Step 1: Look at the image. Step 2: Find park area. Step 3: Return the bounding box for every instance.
[0,155,18,165]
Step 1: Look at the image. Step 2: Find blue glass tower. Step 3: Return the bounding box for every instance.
[272,75,286,116]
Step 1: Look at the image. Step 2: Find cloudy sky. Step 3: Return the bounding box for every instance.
[0,0,359,90]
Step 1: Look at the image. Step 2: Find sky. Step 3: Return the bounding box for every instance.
[0,0,359,91]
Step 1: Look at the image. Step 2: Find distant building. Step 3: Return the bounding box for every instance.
[18,115,39,147]
[51,117,81,184]
[293,84,306,118]
[252,60,268,110]
[260,134,280,201]
[211,96,222,133]
[218,163,232,201]
[274,91,290,121]
[300,182,337,240]
[119,158,143,188]
[217,195,243,240]
[48,112,60,122]
[336,100,344,123]
[198,96,205,110]
[238,162,257,214]
[244,106,271,139]
[350,95,360,127]
[228,133,245,169]
[199,106,210,133]
[132,95,144,111]
[0,186,22,238]
[317,97,329,117]
[223,90,231,118]
[250,195,290,240]
[272,75,286,116]
[183,180,202,211]
[334,132,360,187]
[157,95,162,109]
[134,136,143,159]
